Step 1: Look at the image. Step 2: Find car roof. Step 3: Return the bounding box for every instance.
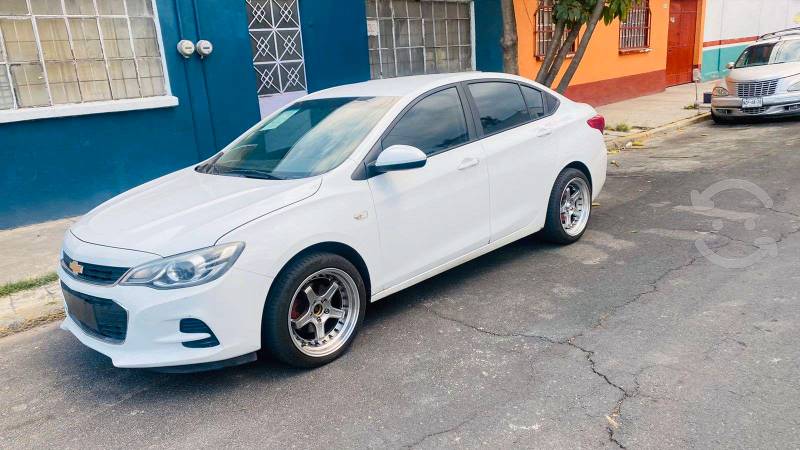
[305,72,539,100]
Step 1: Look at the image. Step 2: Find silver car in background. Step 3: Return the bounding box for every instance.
[711,28,800,123]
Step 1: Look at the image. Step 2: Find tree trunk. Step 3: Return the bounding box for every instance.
[543,25,580,87]
[500,0,518,74]
[535,20,566,84]
[555,0,605,93]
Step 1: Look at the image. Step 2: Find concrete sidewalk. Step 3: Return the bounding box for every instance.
[597,81,718,139]
[0,217,76,285]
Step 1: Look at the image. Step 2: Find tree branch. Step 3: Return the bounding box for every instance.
[535,20,565,83]
[555,0,606,93]
[500,0,519,74]
[544,25,580,87]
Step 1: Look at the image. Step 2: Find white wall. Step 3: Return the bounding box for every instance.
[703,0,800,43]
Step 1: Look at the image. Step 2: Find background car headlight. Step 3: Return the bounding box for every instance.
[712,86,729,97]
[789,80,800,92]
[120,242,244,289]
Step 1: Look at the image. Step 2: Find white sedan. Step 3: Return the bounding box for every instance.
[58,72,607,371]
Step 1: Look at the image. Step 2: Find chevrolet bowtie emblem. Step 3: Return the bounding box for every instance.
[68,260,84,275]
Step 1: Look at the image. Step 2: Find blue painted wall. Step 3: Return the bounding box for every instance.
[299,0,371,92]
[0,0,260,228]
[474,0,504,72]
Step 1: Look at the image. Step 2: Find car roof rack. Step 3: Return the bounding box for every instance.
[758,27,800,41]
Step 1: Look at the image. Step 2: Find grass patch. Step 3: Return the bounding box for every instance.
[612,123,631,132]
[0,272,59,297]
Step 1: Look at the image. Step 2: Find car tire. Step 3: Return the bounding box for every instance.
[539,168,592,245]
[261,252,367,368]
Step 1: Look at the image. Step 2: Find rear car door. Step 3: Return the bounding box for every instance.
[466,81,562,241]
[366,85,491,289]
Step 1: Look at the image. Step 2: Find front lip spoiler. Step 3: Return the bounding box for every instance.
[145,351,258,373]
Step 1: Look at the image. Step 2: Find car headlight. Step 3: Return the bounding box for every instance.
[712,86,729,97]
[119,242,244,289]
[789,80,800,92]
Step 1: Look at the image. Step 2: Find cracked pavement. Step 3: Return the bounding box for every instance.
[2,120,800,449]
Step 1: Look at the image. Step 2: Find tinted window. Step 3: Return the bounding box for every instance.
[205,97,397,179]
[520,85,546,119]
[545,92,560,114]
[469,82,530,134]
[383,87,469,155]
[735,40,800,68]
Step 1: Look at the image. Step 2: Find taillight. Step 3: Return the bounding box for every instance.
[587,115,605,133]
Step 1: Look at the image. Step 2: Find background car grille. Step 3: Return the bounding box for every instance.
[62,282,128,343]
[62,253,130,285]
[735,80,778,98]
[742,107,768,115]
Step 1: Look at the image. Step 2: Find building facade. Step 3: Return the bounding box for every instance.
[0,0,502,228]
[515,0,707,105]
[700,0,800,80]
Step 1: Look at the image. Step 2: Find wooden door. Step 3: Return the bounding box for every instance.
[666,0,698,86]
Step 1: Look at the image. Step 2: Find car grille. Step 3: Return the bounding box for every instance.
[742,107,768,115]
[62,282,128,343]
[735,79,778,98]
[62,252,130,285]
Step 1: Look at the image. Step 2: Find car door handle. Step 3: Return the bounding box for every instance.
[535,127,553,137]
[458,157,479,170]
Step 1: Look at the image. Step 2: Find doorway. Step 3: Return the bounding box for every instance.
[665,0,698,86]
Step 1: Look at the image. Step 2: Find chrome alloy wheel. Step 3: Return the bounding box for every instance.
[560,177,591,236]
[287,268,360,357]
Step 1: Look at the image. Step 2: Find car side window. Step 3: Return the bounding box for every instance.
[520,85,546,119]
[382,87,469,156]
[468,82,530,135]
[545,92,560,115]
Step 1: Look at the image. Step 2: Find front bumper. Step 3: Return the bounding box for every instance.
[59,235,272,369]
[711,91,800,117]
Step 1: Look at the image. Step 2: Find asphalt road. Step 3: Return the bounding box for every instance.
[2,119,800,449]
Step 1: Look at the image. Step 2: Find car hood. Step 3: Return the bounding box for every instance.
[71,167,322,256]
[727,62,800,83]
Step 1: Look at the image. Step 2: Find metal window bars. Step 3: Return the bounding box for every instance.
[534,0,575,58]
[619,0,650,50]
[246,0,307,97]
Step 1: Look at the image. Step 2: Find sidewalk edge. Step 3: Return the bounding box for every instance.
[606,113,711,149]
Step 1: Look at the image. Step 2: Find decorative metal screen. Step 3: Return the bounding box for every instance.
[366,0,473,79]
[246,0,306,96]
[534,0,575,58]
[0,0,166,111]
[619,0,650,50]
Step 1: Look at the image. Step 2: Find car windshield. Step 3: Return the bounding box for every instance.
[200,96,397,179]
[735,40,800,68]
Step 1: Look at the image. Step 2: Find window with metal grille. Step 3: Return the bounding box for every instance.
[0,0,167,111]
[619,0,650,50]
[246,0,306,97]
[366,0,473,79]
[534,0,575,59]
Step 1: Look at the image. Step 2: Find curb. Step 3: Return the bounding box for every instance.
[605,112,711,149]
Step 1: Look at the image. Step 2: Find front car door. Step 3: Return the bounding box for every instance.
[366,85,491,290]
[466,81,562,241]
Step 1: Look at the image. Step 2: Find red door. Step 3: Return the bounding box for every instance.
[666,0,698,86]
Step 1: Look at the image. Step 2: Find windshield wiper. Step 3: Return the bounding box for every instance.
[213,166,283,180]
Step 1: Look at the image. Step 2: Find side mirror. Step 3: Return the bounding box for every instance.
[726,62,735,70]
[373,145,427,173]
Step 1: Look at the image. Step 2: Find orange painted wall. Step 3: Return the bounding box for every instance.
[514,0,673,100]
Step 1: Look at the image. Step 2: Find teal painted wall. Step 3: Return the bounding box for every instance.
[0,0,260,229]
[474,0,503,72]
[299,0,371,92]
[701,44,749,80]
